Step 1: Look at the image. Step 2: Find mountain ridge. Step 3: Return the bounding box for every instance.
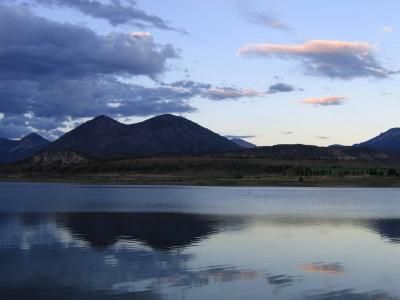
[354,128,400,153]
[49,114,242,157]
[228,144,399,162]
[1,115,400,164]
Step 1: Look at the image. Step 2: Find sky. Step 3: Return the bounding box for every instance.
[0,0,399,146]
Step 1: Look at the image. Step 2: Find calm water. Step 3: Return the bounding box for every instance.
[1,183,400,299]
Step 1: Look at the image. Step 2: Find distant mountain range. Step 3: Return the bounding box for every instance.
[1,115,400,164]
[0,133,49,163]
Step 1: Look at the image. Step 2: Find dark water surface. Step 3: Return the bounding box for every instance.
[1,182,400,299]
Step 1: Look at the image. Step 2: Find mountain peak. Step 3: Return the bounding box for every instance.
[91,115,119,123]
[84,115,122,129]
[93,114,113,120]
[146,114,184,123]
[21,133,48,143]
[137,114,194,129]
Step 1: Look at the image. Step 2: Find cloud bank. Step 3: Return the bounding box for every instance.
[0,5,262,139]
[0,5,177,80]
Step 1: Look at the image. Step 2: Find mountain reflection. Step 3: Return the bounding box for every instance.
[306,289,396,300]
[56,213,247,250]
[1,212,400,299]
[367,219,400,243]
[0,213,264,299]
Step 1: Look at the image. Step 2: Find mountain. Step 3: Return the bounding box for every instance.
[230,138,256,149]
[354,128,400,153]
[328,144,346,148]
[229,144,399,162]
[50,114,241,157]
[0,133,50,163]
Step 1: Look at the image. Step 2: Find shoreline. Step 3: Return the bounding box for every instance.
[1,175,400,188]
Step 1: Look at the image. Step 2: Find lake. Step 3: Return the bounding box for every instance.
[1,182,400,299]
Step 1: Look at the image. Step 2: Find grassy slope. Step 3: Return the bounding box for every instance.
[1,156,400,187]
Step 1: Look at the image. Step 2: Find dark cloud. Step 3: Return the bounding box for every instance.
[267,83,300,94]
[282,131,293,135]
[166,80,265,100]
[239,40,394,79]
[0,4,177,80]
[0,77,196,138]
[203,87,264,100]
[0,114,65,140]
[0,116,35,139]
[315,136,330,140]
[1,77,196,119]
[31,0,187,33]
[0,76,264,138]
[168,80,212,90]
[0,5,264,139]
[0,4,183,139]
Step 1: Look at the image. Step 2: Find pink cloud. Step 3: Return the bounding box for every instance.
[238,40,372,56]
[301,96,346,106]
[301,263,344,276]
[130,31,152,38]
[238,40,391,79]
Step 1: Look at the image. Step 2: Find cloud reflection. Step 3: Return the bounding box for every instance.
[301,263,344,276]
[1,212,400,299]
